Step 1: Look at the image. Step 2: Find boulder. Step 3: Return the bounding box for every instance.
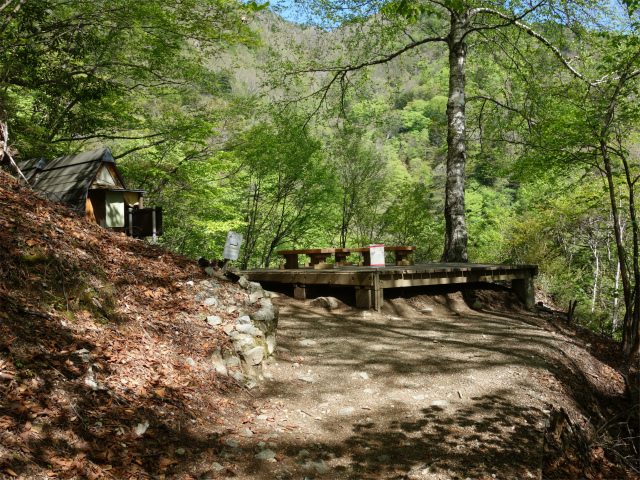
[266,335,276,354]
[255,449,276,460]
[312,296,339,309]
[308,460,331,474]
[230,370,258,389]
[203,297,218,307]
[242,346,264,366]
[206,315,222,326]
[222,351,241,368]
[258,297,272,307]
[237,275,250,289]
[252,304,277,322]
[211,348,228,376]
[232,333,257,353]
[251,305,279,338]
[236,324,261,336]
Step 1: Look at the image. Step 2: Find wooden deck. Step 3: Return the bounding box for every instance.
[243,262,538,311]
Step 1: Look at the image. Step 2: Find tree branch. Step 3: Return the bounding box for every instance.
[470,6,589,84]
[112,140,168,160]
[0,0,27,36]
[50,132,166,143]
[463,1,546,43]
[285,35,446,76]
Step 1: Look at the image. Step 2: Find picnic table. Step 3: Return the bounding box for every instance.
[277,248,335,269]
[353,245,416,266]
[276,246,416,269]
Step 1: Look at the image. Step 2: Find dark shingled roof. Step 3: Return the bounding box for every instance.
[17,148,126,211]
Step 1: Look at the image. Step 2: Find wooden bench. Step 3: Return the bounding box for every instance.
[334,248,355,266]
[353,245,416,266]
[277,246,416,269]
[277,249,336,269]
[386,245,416,265]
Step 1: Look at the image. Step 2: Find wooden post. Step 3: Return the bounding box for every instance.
[128,207,133,237]
[152,206,157,245]
[512,271,535,310]
[374,270,383,311]
[355,287,372,309]
[294,284,306,300]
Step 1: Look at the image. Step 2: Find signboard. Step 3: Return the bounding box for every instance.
[369,244,385,267]
[223,231,243,261]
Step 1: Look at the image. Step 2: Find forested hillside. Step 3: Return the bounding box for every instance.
[0,0,638,356]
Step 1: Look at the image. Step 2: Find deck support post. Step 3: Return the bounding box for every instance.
[512,271,534,310]
[374,272,383,311]
[355,272,384,311]
[355,287,372,309]
[294,284,306,300]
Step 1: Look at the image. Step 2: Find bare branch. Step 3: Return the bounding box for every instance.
[0,0,27,36]
[463,1,546,43]
[112,140,168,160]
[286,35,446,76]
[470,6,590,84]
[403,28,416,43]
[0,0,17,14]
[50,132,166,143]
[469,94,523,115]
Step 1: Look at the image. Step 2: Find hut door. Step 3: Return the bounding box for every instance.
[105,191,125,227]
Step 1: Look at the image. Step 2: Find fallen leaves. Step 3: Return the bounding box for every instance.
[158,457,179,469]
[0,169,249,479]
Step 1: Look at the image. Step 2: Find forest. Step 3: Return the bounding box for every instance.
[0,0,638,360]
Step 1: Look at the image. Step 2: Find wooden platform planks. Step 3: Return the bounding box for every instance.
[243,262,538,311]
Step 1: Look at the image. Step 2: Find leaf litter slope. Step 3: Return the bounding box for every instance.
[0,167,636,479]
[0,168,259,479]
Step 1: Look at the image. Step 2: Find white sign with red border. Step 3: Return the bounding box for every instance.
[223,231,243,261]
[369,244,385,267]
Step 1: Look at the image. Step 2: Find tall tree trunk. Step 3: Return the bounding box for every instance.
[0,116,29,184]
[591,244,599,313]
[600,140,633,355]
[620,153,640,359]
[613,259,621,330]
[441,12,469,263]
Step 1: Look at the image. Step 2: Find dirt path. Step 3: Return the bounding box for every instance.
[215,288,604,480]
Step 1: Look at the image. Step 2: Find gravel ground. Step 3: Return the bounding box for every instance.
[214,288,590,480]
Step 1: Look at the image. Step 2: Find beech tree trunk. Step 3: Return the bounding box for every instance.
[0,116,29,184]
[601,139,636,358]
[441,12,469,263]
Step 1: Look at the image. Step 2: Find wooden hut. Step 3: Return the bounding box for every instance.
[17,148,161,238]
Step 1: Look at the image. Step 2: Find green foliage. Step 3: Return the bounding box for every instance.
[228,110,333,268]
[465,181,516,263]
[383,181,444,260]
[3,0,638,348]
[0,0,259,158]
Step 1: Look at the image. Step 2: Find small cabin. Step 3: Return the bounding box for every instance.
[17,148,162,238]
